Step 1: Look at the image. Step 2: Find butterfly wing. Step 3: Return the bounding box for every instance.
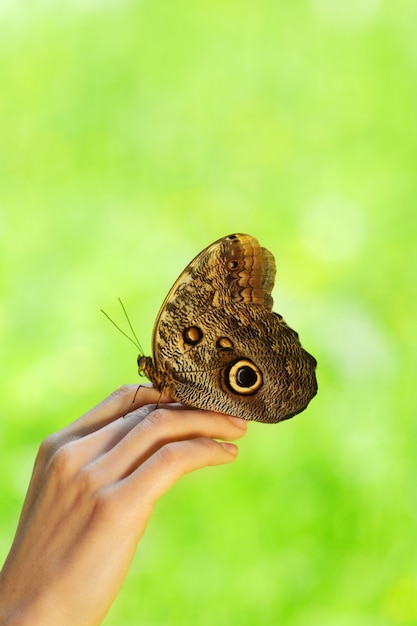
[140,233,317,422]
[151,233,275,353]
[170,303,317,422]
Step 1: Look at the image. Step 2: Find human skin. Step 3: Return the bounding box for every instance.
[0,385,247,626]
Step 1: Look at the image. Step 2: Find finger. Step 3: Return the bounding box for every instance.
[93,406,247,483]
[39,403,162,474]
[15,404,157,533]
[21,388,165,510]
[15,388,172,534]
[63,384,171,438]
[116,437,239,527]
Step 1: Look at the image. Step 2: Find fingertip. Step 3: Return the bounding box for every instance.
[219,442,239,458]
[227,415,248,431]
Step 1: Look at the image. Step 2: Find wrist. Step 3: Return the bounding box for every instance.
[0,570,49,626]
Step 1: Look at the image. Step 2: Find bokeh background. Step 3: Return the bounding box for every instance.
[1,1,416,624]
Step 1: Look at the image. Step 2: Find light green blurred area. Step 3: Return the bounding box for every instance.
[1,0,417,624]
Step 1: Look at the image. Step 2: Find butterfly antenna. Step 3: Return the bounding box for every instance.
[117,298,144,354]
[101,300,144,354]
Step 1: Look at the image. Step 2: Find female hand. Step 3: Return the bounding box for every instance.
[0,385,247,626]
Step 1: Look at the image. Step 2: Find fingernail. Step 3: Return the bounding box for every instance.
[220,442,239,456]
[228,415,248,430]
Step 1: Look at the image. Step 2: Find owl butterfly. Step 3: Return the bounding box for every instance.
[138,233,317,423]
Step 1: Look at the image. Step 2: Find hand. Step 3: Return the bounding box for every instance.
[0,385,247,626]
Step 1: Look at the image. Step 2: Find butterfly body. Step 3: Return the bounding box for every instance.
[138,233,317,423]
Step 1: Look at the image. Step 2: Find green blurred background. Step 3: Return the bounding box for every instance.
[1,1,416,624]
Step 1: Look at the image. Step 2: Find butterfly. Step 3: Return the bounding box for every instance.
[137,233,317,423]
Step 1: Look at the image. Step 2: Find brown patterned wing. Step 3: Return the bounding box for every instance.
[150,233,274,357]
[138,233,317,422]
[221,234,276,309]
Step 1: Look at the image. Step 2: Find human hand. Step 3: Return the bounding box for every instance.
[0,385,247,626]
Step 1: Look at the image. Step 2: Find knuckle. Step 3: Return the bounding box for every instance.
[156,441,181,467]
[111,384,136,402]
[117,383,135,396]
[194,437,218,457]
[37,433,60,463]
[47,442,77,478]
[76,465,98,495]
[154,438,222,472]
[145,407,173,432]
[48,447,100,496]
[191,437,227,464]
[108,384,158,415]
